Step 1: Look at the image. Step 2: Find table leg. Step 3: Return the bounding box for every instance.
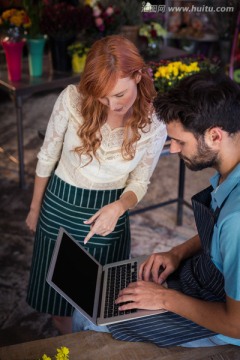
[176,159,185,226]
[15,96,25,189]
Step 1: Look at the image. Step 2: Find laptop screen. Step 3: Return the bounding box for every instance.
[50,231,99,316]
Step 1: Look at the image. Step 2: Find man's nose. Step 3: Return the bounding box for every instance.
[170,140,181,154]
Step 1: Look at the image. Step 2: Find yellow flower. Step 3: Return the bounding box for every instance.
[2,9,15,21]
[37,346,70,360]
[84,0,97,6]
[151,56,219,93]
[10,14,21,27]
[42,354,51,360]
[0,8,31,34]
[55,346,70,360]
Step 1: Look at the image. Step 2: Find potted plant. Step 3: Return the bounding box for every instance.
[139,21,167,57]
[23,0,44,39]
[149,56,220,93]
[80,1,124,44]
[0,8,31,81]
[67,42,89,73]
[115,0,143,45]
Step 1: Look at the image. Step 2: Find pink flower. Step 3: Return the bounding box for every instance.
[105,6,114,16]
[93,5,102,17]
[95,17,103,27]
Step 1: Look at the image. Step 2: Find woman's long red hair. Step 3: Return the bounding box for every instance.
[76,35,156,162]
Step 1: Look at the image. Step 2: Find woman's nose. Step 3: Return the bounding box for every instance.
[108,98,117,110]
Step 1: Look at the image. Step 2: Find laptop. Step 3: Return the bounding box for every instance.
[47,227,166,326]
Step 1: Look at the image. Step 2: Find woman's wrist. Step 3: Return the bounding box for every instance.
[115,199,127,216]
[30,203,41,212]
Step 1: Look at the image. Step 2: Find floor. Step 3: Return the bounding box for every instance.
[0,89,214,347]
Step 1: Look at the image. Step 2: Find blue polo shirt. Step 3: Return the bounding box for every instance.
[210,163,240,345]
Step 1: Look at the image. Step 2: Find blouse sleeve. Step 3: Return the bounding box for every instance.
[122,115,167,203]
[36,87,70,177]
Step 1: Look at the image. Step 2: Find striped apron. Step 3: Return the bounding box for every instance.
[109,186,226,347]
[27,174,131,316]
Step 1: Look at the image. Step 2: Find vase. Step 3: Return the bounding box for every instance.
[121,25,139,46]
[27,37,46,77]
[146,38,162,58]
[49,36,75,72]
[71,53,87,73]
[1,39,25,82]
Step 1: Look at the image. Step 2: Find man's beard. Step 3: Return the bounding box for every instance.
[180,137,219,171]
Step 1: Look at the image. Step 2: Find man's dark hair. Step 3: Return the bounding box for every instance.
[153,72,240,137]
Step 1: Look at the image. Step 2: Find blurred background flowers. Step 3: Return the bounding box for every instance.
[139,21,167,57]
[139,22,167,41]
[150,56,220,92]
[81,0,123,41]
[40,2,81,40]
[0,8,30,42]
[22,0,44,38]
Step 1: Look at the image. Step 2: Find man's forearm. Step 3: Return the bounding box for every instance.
[164,290,240,339]
[170,234,202,263]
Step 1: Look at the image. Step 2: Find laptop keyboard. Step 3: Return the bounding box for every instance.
[104,262,138,318]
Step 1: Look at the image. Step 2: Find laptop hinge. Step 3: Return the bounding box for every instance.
[97,270,105,317]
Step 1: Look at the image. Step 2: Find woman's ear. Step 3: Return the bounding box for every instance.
[135,71,142,84]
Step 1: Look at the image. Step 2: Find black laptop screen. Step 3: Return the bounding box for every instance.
[52,232,98,316]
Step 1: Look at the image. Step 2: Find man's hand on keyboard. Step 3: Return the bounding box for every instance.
[115,280,171,311]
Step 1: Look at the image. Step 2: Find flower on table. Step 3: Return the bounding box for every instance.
[0,8,31,42]
[39,346,70,360]
[40,3,81,39]
[139,22,167,40]
[150,56,220,92]
[85,1,123,38]
[67,42,89,57]
[42,355,51,360]
[85,0,98,6]
[56,346,70,360]
[23,0,44,38]
[68,42,89,73]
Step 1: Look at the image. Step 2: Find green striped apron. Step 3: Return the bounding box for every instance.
[27,174,131,316]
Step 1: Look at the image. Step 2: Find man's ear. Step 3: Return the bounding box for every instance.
[205,127,223,146]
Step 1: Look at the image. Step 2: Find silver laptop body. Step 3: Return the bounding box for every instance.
[47,227,166,326]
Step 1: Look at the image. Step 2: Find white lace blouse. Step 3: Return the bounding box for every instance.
[36,85,167,202]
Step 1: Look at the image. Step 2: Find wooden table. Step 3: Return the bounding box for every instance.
[0,331,239,360]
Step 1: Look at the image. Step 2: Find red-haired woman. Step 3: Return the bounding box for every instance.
[26,35,167,334]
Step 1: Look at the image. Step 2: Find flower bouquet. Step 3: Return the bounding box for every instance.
[139,21,167,40]
[40,2,81,72]
[83,1,123,41]
[139,21,167,57]
[40,2,80,40]
[23,0,44,39]
[149,56,220,93]
[0,8,31,42]
[0,8,31,81]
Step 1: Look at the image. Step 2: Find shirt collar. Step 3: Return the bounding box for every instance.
[210,163,240,208]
